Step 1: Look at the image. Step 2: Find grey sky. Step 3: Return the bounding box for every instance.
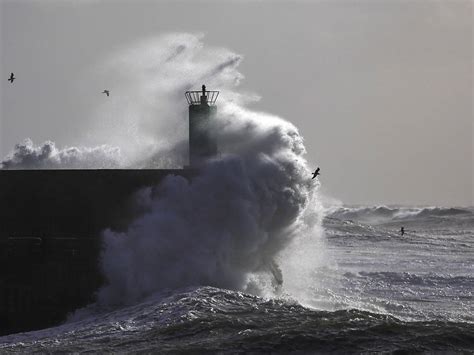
[1,0,472,206]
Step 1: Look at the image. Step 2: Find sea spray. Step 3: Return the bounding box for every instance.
[98,110,319,304]
[86,33,248,168]
[94,33,325,304]
[0,139,121,169]
[1,32,472,354]
[0,33,327,305]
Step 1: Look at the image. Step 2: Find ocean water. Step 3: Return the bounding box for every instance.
[1,206,472,353]
[2,32,471,352]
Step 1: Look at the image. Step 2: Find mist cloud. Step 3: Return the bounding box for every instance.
[0,139,121,170]
[97,33,320,305]
[1,33,324,306]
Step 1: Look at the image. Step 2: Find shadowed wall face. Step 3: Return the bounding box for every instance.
[0,168,195,335]
[0,169,193,237]
[189,105,217,167]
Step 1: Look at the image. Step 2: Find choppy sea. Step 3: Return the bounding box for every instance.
[1,206,473,353]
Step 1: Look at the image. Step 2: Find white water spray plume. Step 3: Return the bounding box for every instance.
[0,139,121,169]
[1,33,325,306]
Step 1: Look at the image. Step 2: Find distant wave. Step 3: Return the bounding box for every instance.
[355,271,474,288]
[328,206,473,225]
[416,207,471,218]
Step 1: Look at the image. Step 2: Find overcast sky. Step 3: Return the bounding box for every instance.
[1,0,472,206]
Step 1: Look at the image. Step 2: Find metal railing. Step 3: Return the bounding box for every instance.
[185,85,219,105]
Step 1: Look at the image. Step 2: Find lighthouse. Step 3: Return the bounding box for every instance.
[185,85,219,167]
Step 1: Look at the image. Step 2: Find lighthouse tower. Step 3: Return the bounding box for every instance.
[185,85,219,167]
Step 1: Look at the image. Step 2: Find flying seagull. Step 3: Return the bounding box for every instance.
[8,73,15,83]
[312,167,320,179]
[102,90,110,97]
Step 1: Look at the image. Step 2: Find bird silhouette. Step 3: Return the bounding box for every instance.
[312,167,320,179]
[8,73,15,83]
[102,90,110,97]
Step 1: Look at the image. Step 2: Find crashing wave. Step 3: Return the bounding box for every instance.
[1,33,324,306]
[0,139,122,170]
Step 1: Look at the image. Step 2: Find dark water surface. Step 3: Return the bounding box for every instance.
[1,206,473,353]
